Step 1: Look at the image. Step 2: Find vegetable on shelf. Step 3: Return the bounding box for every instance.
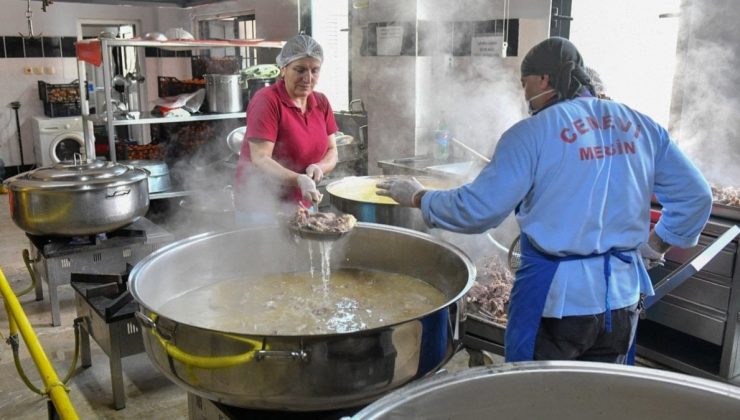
[241,64,280,80]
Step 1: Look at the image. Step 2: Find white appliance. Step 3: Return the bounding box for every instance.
[32,116,86,166]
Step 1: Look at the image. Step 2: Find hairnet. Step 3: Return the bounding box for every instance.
[520,37,594,99]
[276,34,324,68]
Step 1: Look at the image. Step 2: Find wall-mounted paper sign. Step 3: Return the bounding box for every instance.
[377,25,404,56]
[471,35,504,57]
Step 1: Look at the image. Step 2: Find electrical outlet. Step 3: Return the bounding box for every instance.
[33,67,43,75]
[23,66,32,75]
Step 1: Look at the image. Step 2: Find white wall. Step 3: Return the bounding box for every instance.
[0,0,298,169]
[350,0,552,174]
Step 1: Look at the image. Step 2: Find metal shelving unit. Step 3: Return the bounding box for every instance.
[75,37,283,162]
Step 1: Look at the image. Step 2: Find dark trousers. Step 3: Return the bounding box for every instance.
[533,304,639,364]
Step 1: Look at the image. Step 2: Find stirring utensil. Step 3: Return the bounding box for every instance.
[450,137,491,163]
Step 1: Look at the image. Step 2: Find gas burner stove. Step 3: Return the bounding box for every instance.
[71,271,145,410]
[70,272,136,322]
[188,393,362,420]
[26,217,174,326]
[27,224,147,258]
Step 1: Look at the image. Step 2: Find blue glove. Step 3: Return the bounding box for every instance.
[376,177,425,207]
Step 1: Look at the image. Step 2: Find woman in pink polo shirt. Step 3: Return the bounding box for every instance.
[234,34,339,225]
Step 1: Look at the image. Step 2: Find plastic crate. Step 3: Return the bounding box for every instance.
[191,56,240,79]
[115,142,164,161]
[38,81,80,103]
[157,76,206,98]
[43,102,81,118]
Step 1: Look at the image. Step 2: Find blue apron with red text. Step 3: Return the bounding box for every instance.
[504,234,633,362]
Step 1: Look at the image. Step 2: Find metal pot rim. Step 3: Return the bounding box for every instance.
[4,163,148,191]
[129,223,476,338]
[353,361,740,419]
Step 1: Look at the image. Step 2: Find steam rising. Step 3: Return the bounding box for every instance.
[673,2,740,187]
[414,42,527,259]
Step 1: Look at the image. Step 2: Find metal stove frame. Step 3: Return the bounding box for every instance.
[72,278,145,410]
[187,393,362,420]
[27,217,173,326]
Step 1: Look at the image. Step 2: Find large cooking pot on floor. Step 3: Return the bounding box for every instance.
[3,159,149,236]
[328,176,461,232]
[129,223,475,411]
[352,361,740,419]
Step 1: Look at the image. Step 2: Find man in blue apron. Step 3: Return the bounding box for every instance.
[378,37,712,363]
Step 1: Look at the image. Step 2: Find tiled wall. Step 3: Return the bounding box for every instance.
[0,36,78,59]
[0,35,81,171]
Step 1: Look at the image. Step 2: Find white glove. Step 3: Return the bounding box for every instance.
[638,242,665,270]
[376,177,425,207]
[297,174,322,203]
[305,164,323,183]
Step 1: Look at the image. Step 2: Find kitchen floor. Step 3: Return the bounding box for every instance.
[0,193,477,420]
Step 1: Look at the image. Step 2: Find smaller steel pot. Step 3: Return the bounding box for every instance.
[246,78,276,103]
[4,160,149,236]
[120,159,171,193]
[205,74,244,113]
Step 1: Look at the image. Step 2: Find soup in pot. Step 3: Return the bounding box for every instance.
[157,268,447,335]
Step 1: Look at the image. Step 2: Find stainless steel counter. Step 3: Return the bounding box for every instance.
[378,155,481,180]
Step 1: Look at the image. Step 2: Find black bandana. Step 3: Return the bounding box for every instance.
[520,37,594,99]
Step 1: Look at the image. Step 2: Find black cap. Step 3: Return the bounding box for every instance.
[520,37,594,99]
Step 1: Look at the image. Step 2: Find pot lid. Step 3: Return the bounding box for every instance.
[5,160,148,191]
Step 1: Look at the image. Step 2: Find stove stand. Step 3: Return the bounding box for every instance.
[71,272,145,410]
[27,217,174,326]
[187,393,361,420]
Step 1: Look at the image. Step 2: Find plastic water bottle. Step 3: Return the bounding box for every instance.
[433,120,450,161]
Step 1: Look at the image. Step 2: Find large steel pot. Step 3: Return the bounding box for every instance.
[204,74,244,113]
[3,160,149,236]
[328,176,460,232]
[129,223,475,411]
[353,361,740,419]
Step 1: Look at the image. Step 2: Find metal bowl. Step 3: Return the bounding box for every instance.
[143,32,167,41]
[327,176,461,232]
[226,126,246,155]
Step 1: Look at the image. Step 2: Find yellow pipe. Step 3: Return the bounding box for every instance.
[0,268,79,420]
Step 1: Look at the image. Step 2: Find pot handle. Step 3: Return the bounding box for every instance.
[135,311,264,369]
